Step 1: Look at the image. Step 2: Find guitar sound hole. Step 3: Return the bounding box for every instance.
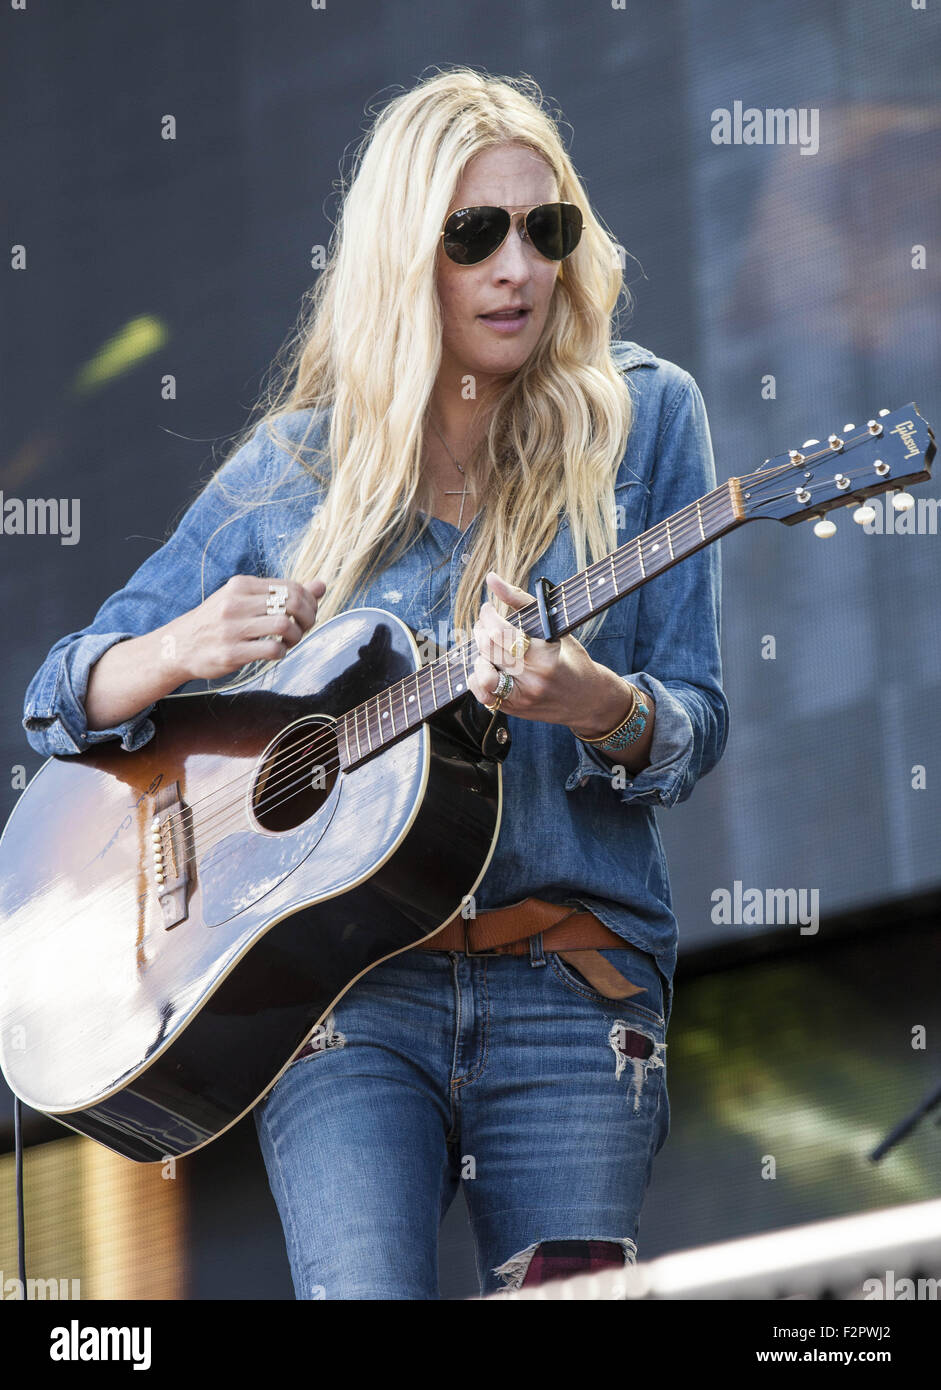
[252,718,339,833]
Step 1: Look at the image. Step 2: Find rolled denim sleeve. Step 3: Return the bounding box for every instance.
[566,375,730,807]
[22,631,161,756]
[22,422,272,757]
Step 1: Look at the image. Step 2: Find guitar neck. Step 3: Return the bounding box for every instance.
[337,476,746,770]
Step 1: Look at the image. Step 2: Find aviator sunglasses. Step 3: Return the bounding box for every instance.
[441,201,583,266]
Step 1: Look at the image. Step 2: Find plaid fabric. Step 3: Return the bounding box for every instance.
[520,1240,626,1287]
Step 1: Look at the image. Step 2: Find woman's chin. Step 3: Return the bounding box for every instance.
[461,332,537,378]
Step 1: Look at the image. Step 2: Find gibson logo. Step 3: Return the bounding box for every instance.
[890,419,920,459]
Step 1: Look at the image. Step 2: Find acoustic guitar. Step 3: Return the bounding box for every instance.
[0,405,933,1161]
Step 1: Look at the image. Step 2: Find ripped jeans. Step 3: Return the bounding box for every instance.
[253,935,671,1300]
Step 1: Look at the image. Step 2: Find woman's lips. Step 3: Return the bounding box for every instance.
[478,309,531,334]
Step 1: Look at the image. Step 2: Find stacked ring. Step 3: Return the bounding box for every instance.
[484,669,515,712]
[494,669,515,701]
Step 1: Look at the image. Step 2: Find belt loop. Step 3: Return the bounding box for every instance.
[529,931,546,968]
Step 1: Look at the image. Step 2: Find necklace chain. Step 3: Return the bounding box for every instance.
[428,414,473,530]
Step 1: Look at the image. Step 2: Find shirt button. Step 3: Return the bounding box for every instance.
[460,552,470,564]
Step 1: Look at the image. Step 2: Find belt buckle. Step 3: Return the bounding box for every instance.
[462,917,508,957]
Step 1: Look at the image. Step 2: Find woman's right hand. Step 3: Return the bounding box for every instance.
[167,574,327,682]
[84,574,327,734]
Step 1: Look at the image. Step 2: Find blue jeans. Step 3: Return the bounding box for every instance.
[253,936,671,1299]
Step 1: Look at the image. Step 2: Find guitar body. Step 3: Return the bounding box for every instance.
[0,608,507,1161]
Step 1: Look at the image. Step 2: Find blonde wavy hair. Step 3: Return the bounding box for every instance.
[216,64,635,651]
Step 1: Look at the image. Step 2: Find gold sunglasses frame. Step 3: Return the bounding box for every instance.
[439,201,582,267]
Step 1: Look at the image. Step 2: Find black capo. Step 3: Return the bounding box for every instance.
[534,575,560,642]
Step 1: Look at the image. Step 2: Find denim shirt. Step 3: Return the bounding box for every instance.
[22,340,729,1000]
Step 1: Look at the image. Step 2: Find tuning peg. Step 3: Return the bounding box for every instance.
[892,491,915,512]
[853,504,876,525]
[813,517,837,538]
[802,439,820,448]
[843,423,856,432]
[878,408,890,417]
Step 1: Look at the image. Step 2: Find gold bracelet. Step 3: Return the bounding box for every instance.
[571,681,638,745]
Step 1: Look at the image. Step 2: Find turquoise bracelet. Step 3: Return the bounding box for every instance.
[596,693,649,752]
[577,682,649,753]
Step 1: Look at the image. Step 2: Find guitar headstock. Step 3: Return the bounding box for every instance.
[738,404,935,535]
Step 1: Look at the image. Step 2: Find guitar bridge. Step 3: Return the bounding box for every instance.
[151,780,191,929]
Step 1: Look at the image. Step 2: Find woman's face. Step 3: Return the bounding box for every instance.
[435,143,561,391]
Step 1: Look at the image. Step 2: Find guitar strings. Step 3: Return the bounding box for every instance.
[162,446,871,851]
[30,440,889,914]
[179,464,767,829]
[172,443,831,832]
[165,440,883,849]
[40,480,742,915]
[120,436,884,867]
[174,433,895,850]
[170,480,742,843]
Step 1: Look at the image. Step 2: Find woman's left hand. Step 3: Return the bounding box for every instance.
[468,571,632,735]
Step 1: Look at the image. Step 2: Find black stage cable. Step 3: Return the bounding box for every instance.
[14,1097,26,1296]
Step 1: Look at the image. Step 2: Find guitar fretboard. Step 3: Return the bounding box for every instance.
[336,476,744,769]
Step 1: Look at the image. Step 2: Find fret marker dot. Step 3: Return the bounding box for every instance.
[550,606,558,614]
[382,711,389,719]
[456,683,463,691]
[596,577,607,586]
[651,543,660,552]
[408,694,415,702]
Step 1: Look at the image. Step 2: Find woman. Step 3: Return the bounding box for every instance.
[22,67,728,1299]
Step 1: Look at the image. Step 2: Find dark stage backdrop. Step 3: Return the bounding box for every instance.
[1,0,939,1297]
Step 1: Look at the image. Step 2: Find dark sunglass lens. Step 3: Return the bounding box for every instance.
[442,207,511,265]
[527,203,583,260]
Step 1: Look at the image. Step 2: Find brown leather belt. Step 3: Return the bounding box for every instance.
[293,897,649,1058]
[412,895,647,1000]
